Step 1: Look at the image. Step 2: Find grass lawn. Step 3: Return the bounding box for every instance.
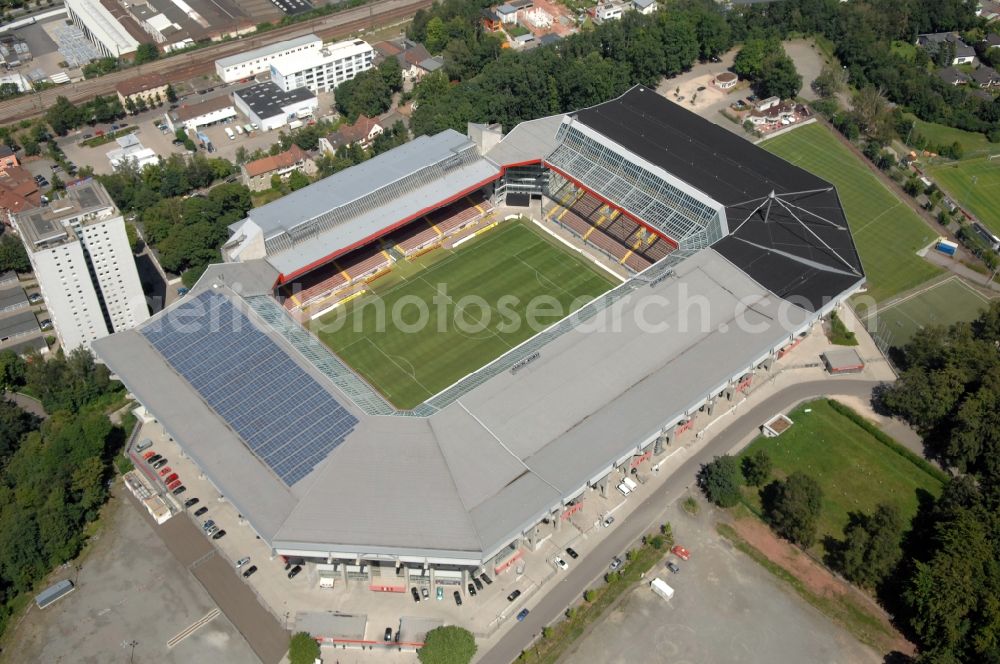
[763,123,941,303]
[739,399,943,557]
[927,156,1000,235]
[871,276,992,348]
[911,117,997,158]
[311,221,616,409]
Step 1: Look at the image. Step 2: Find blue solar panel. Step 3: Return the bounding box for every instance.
[141,291,358,486]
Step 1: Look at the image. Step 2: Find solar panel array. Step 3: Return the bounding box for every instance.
[141,290,357,486]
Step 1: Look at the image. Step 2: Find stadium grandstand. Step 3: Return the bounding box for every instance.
[94,86,864,587]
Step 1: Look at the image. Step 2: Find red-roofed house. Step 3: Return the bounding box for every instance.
[0,166,40,223]
[319,115,384,154]
[0,145,19,176]
[240,145,317,192]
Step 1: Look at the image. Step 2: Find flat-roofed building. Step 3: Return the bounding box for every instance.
[165,94,238,132]
[13,180,148,351]
[215,33,322,83]
[233,81,316,131]
[65,0,140,59]
[269,39,374,94]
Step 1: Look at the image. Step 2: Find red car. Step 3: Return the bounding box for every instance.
[671,545,691,561]
[165,473,179,484]
[167,480,182,491]
[142,450,156,460]
[159,466,172,477]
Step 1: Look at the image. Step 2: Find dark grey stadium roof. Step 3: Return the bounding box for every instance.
[575,87,864,310]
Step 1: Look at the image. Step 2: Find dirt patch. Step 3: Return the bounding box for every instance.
[727,515,915,656]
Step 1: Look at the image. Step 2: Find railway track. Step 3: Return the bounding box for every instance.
[0,0,432,124]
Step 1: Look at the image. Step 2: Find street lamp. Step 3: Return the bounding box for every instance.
[121,639,137,663]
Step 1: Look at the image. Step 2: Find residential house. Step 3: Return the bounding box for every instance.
[632,0,657,15]
[0,166,40,223]
[116,72,169,109]
[373,40,441,82]
[241,145,317,192]
[972,65,1000,87]
[917,32,977,65]
[986,33,1000,48]
[979,2,1000,21]
[0,145,19,175]
[938,66,971,86]
[482,9,503,32]
[497,4,518,23]
[319,115,384,154]
[593,3,624,22]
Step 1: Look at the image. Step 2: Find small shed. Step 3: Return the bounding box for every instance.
[761,413,793,437]
[715,72,738,89]
[822,348,865,374]
[35,579,75,609]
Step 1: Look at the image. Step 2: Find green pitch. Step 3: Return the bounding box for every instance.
[311,221,618,409]
[763,123,941,303]
[872,277,992,349]
[927,157,1000,236]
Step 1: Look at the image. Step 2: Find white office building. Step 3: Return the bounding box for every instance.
[14,180,148,351]
[65,0,140,59]
[215,34,322,83]
[233,81,317,131]
[269,39,374,94]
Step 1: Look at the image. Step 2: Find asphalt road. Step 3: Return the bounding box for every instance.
[476,378,882,664]
[129,492,290,663]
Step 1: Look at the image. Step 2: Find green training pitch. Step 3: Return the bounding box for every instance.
[763,123,941,304]
[927,157,1000,236]
[311,221,618,409]
[871,277,992,349]
[740,399,943,557]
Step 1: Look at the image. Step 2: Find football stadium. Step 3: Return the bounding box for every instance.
[94,86,865,589]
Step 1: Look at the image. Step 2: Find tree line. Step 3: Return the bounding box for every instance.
[0,349,128,639]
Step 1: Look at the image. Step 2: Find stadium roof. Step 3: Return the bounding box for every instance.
[235,130,500,278]
[95,90,865,562]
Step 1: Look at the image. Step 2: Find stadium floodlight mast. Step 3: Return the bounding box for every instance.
[727,189,862,277]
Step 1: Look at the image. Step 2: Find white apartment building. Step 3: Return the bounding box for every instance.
[215,34,322,83]
[269,39,374,94]
[65,0,140,59]
[14,180,149,352]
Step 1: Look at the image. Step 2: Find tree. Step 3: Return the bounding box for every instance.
[418,625,476,664]
[287,632,320,664]
[45,96,81,136]
[697,455,742,507]
[811,64,847,98]
[134,43,158,65]
[756,54,801,100]
[741,449,772,487]
[0,233,30,273]
[827,503,903,590]
[287,169,310,191]
[0,400,36,462]
[425,16,448,53]
[165,84,177,103]
[124,222,142,253]
[761,472,823,547]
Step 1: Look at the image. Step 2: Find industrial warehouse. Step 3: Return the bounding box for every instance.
[93,86,864,592]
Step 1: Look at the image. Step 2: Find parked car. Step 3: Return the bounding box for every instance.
[384,627,393,642]
[235,557,250,568]
[453,591,462,606]
[436,587,443,601]
[516,608,530,621]
[194,506,208,517]
[411,587,420,602]
[553,556,568,571]
[184,497,199,508]
[603,515,615,528]
[287,565,301,579]
[242,565,257,578]
[609,557,623,571]
[206,525,219,537]
[472,576,483,591]
[671,545,691,561]
[565,547,579,559]
[39,319,52,330]
[164,473,179,484]
[159,466,172,477]
[467,583,477,597]
[666,561,680,574]
[142,450,156,460]
[480,573,492,585]
[172,485,186,496]
[146,454,162,464]
[167,480,181,491]
[422,587,430,600]
[202,519,216,531]
[507,589,521,602]
[153,458,168,469]
[212,529,226,540]
[27,293,43,304]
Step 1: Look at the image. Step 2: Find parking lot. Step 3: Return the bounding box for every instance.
[3,485,259,664]
[558,504,881,664]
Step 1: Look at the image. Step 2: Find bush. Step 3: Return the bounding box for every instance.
[697,455,743,507]
[288,632,319,664]
[682,497,699,515]
[649,535,665,549]
[418,626,476,664]
[828,311,858,346]
[584,589,596,602]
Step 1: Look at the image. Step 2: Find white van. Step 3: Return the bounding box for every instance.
[617,477,638,496]
[136,438,153,452]
[225,127,235,140]
[235,125,244,136]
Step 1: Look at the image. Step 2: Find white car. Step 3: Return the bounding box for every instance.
[553,556,568,571]
[235,557,250,568]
